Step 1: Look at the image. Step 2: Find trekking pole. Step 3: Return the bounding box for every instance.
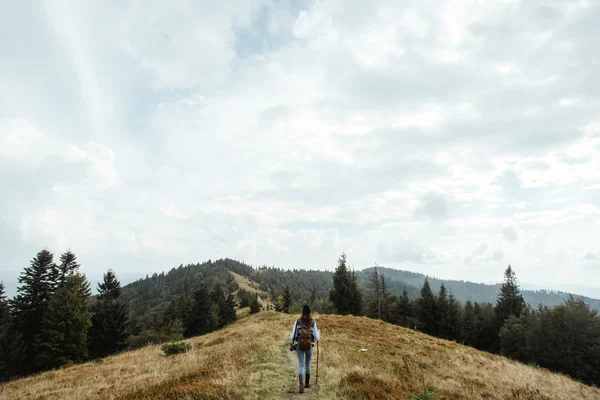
[316,340,319,385]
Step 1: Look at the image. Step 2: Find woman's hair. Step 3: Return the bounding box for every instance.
[300,304,312,322]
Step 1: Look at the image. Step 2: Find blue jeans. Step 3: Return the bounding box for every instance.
[296,346,313,375]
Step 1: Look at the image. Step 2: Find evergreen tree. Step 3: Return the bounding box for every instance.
[436,283,449,338]
[380,274,391,322]
[185,285,213,336]
[461,300,476,346]
[496,265,525,324]
[446,291,461,341]
[224,289,237,324]
[56,250,80,287]
[210,283,229,328]
[349,266,363,316]
[329,253,353,315]
[416,278,437,335]
[472,302,497,352]
[0,282,8,322]
[35,273,92,370]
[10,249,57,373]
[88,270,129,358]
[282,286,292,314]
[366,268,382,319]
[396,288,413,328]
[249,293,261,314]
[0,282,25,381]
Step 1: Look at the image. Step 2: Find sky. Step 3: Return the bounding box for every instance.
[1,0,600,298]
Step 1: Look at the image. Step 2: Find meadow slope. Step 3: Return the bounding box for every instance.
[3,312,599,400]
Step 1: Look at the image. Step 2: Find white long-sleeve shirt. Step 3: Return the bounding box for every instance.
[290,319,320,341]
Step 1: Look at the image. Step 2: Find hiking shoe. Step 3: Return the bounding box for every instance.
[305,374,310,388]
[298,374,304,393]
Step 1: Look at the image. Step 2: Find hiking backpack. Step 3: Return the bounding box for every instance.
[297,319,314,351]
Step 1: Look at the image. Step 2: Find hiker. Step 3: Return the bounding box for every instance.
[290,304,320,393]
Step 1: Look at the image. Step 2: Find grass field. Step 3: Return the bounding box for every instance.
[3,312,599,399]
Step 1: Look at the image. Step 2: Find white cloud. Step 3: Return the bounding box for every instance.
[2,0,600,294]
[502,226,518,243]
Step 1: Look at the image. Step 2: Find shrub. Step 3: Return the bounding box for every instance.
[408,373,436,400]
[161,342,191,356]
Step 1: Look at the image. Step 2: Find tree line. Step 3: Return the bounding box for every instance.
[0,251,246,382]
[0,249,130,381]
[328,252,600,386]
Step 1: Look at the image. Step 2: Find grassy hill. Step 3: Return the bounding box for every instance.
[3,312,599,400]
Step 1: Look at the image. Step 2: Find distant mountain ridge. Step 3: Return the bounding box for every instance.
[360,266,600,311]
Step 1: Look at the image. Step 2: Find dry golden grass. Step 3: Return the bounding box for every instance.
[3,312,599,399]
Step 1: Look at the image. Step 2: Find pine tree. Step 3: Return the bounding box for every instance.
[88,270,129,358]
[461,300,476,346]
[35,273,92,370]
[416,278,437,335]
[329,253,353,315]
[473,302,497,352]
[249,293,261,314]
[10,249,57,373]
[210,283,228,328]
[436,283,449,339]
[496,265,525,324]
[0,282,25,381]
[224,284,237,324]
[366,268,382,319]
[350,266,363,316]
[396,288,413,328]
[185,285,213,335]
[282,286,292,314]
[56,250,80,287]
[380,274,391,322]
[446,291,461,341]
[0,282,8,322]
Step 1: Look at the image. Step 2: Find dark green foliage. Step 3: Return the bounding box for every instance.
[238,288,251,308]
[10,249,57,374]
[499,307,538,363]
[35,273,92,370]
[366,268,382,319]
[249,293,261,314]
[436,283,449,339]
[0,282,24,381]
[330,253,353,315]
[359,266,600,311]
[500,297,600,385]
[471,302,497,352]
[161,342,191,356]
[446,292,461,341]
[461,300,476,346]
[496,265,526,324]
[56,250,80,287]
[416,278,437,335]
[329,253,362,316]
[122,259,253,334]
[395,288,415,328]
[282,286,292,314]
[88,270,129,359]
[349,268,363,316]
[185,285,214,336]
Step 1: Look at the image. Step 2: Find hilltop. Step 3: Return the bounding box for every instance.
[3,311,599,399]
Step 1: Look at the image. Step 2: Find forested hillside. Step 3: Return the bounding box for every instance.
[3,249,600,387]
[246,264,600,312]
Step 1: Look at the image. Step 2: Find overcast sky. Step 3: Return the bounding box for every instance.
[2,0,600,298]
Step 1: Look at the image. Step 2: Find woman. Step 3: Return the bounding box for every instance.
[290,304,320,393]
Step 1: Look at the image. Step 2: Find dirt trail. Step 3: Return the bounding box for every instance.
[284,342,321,399]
